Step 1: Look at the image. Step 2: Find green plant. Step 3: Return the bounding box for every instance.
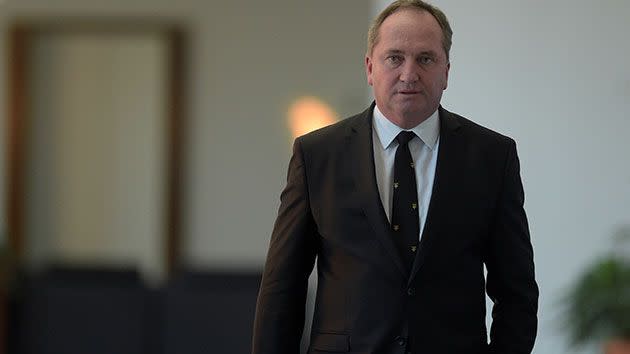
[564,227,630,347]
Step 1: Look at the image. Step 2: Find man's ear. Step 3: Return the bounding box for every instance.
[365,55,374,86]
[443,62,450,90]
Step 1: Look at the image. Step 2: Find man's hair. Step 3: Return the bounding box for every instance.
[367,0,453,61]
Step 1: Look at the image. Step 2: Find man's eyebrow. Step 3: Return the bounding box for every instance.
[384,49,405,55]
[383,49,438,56]
[419,50,438,56]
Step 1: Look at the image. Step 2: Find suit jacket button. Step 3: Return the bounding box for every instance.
[394,336,406,346]
[407,288,415,296]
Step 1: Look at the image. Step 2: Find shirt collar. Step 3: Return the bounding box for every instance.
[372,104,440,151]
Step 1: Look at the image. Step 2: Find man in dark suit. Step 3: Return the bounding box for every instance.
[253,1,538,353]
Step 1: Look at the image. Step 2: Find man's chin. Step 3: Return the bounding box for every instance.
[393,104,438,124]
[393,95,425,107]
[394,103,426,117]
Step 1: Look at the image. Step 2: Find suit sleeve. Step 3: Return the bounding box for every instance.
[252,138,319,354]
[486,140,539,354]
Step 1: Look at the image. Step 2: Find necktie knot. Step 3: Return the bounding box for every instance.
[396,131,416,145]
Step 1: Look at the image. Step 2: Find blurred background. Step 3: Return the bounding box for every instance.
[0,0,628,353]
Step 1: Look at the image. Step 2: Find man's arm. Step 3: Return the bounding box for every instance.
[252,139,319,354]
[486,140,539,354]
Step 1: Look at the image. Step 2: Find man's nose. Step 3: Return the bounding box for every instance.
[399,61,420,83]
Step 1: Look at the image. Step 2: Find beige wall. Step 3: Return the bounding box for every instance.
[0,1,371,269]
[184,1,370,269]
[24,32,168,283]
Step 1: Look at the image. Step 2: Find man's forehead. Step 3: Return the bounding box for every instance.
[375,11,443,46]
[377,28,442,51]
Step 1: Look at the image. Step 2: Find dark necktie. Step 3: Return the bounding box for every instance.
[391,131,420,270]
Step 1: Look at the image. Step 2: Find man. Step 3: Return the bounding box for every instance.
[253,1,538,353]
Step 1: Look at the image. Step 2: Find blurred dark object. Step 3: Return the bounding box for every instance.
[564,227,630,353]
[160,271,261,354]
[9,267,262,354]
[14,266,148,354]
[1,235,17,354]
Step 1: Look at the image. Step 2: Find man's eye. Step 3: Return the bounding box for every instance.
[419,56,434,65]
[386,56,402,65]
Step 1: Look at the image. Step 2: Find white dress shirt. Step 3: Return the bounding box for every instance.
[372,105,440,241]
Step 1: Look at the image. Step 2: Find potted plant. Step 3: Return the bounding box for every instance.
[564,227,630,354]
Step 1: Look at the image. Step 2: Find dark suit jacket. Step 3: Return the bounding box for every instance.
[253,104,538,354]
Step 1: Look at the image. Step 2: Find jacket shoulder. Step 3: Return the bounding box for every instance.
[445,109,516,148]
[297,109,367,150]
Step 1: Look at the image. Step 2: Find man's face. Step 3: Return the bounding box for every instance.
[366,9,450,127]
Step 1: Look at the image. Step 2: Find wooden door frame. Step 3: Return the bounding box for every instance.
[3,19,187,353]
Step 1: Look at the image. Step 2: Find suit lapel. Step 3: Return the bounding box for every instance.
[346,104,409,280]
[408,107,463,284]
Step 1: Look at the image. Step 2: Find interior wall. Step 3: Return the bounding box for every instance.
[183,1,370,269]
[0,1,371,267]
[372,1,630,354]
